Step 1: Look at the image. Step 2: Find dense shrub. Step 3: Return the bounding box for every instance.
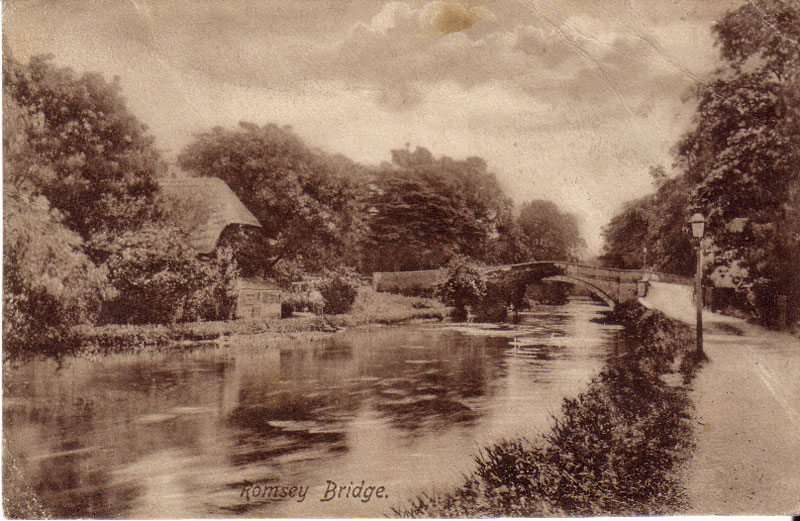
[280,301,295,319]
[612,301,697,376]
[472,279,510,322]
[469,276,569,323]
[317,268,360,314]
[469,268,570,322]
[281,288,324,317]
[434,256,486,320]
[525,282,570,305]
[94,225,238,324]
[3,189,112,359]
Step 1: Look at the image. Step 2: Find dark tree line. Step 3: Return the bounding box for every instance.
[600,171,694,275]
[177,127,585,278]
[600,0,800,327]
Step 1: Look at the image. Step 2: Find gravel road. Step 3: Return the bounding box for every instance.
[642,282,800,514]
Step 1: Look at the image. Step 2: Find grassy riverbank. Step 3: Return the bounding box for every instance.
[393,302,702,517]
[68,288,447,356]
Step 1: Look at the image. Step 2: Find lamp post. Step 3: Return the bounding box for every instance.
[689,213,706,357]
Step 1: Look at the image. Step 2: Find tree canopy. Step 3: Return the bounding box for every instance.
[178,122,365,277]
[3,187,112,358]
[600,173,694,275]
[601,0,800,326]
[361,147,518,272]
[680,0,800,324]
[3,50,241,354]
[3,53,162,237]
[516,199,585,262]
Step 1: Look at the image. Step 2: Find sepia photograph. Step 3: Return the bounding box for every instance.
[2,0,799,518]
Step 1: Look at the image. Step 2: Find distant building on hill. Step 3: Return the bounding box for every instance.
[159,175,282,319]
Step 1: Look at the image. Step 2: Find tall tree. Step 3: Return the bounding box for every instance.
[3,84,112,355]
[362,147,518,272]
[602,1,799,325]
[178,122,365,277]
[600,173,695,276]
[676,0,800,324]
[3,48,238,339]
[599,201,650,269]
[2,53,162,238]
[516,200,585,262]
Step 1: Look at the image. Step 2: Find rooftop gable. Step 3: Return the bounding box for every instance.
[159,176,262,254]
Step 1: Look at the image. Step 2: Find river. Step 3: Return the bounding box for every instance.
[2,297,623,518]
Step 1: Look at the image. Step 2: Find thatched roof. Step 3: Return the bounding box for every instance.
[159,176,262,254]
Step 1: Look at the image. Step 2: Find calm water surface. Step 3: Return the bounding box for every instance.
[3,298,623,518]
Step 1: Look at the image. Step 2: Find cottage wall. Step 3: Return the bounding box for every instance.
[235,280,282,319]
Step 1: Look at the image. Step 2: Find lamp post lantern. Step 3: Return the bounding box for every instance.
[689,213,706,356]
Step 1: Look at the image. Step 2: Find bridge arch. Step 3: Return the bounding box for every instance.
[542,275,616,309]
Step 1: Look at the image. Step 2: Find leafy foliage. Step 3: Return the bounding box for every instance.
[516,199,585,261]
[602,0,800,326]
[3,50,246,351]
[472,267,568,322]
[3,65,114,357]
[362,147,519,272]
[3,188,112,358]
[600,174,695,275]
[93,225,238,324]
[680,0,800,325]
[317,268,361,315]
[434,256,487,319]
[524,282,570,306]
[177,122,365,276]
[3,53,162,238]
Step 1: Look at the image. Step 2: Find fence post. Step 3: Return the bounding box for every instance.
[777,295,788,331]
[704,286,713,310]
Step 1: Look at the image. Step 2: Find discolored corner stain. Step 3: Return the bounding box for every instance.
[428,2,485,36]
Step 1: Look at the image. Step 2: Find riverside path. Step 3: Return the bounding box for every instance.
[640,282,800,514]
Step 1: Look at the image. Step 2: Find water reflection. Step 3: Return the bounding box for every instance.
[3,298,622,518]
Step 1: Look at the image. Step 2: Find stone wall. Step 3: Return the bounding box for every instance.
[372,269,444,294]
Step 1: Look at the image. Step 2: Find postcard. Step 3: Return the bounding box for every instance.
[3,0,799,518]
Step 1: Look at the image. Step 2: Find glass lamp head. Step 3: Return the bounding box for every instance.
[689,213,706,239]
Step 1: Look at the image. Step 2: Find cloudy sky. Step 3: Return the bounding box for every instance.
[3,0,742,254]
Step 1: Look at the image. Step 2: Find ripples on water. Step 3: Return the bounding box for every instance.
[2,297,623,518]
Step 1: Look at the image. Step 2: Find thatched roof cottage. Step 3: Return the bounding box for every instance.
[160,175,281,318]
[159,176,262,254]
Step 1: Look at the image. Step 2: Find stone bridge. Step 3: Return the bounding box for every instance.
[486,261,663,308]
[373,261,692,309]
